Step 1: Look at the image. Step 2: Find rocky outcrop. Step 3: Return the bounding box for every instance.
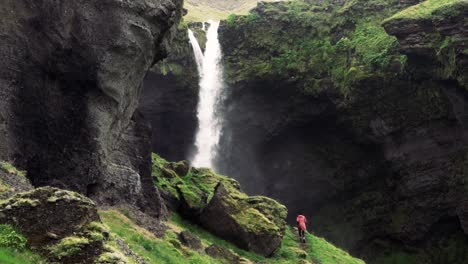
[217,0,468,263]
[152,154,287,256]
[0,162,34,199]
[0,187,110,263]
[0,0,182,216]
[383,0,468,90]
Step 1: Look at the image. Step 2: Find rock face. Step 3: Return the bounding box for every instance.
[0,0,182,216]
[152,154,287,257]
[0,187,108,263]
[217,0,468,263]
[140,25,200,162]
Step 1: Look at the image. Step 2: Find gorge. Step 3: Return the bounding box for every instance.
[142,0,468,263]
[0,0,467,263]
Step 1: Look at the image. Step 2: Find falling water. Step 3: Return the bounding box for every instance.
[188,21,224,169]
[188,29,204,73]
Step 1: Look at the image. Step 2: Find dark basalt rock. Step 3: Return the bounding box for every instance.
[0,0,183,217]
[140,26,199,162]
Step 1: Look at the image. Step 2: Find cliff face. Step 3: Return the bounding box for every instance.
[0,0,182,216]
[218,0,468,262]
[140,24,200,162]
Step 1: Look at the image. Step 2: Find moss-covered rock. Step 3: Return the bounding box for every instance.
[0,187,111,263]
[383,0,468,90]
[152,154,287,256]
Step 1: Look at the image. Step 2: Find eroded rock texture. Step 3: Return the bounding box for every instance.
[0,0,182,216]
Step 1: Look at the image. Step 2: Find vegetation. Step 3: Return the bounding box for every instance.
[387,0,461,20]
[0,162,26,177]
[0,225,45,264]
[100,209,365,264]
[48,236,90,259]
[100,210,220,264]
[221,0,407,96]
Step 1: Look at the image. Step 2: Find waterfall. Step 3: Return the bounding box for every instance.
[188,29,204,73]
[188,21,224,169]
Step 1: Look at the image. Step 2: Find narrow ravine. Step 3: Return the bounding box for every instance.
[189,21,225,170]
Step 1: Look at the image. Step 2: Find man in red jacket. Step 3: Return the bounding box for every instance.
[296,214,307,243]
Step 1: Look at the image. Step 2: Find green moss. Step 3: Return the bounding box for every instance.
[48,236,90,259]
[386,0,461,20]
[152,153,241,210]
[0,162,26,178]
[221,0,404,96]
[232,207,280,234]
[3,198,40,208]
[95,250,129,264]
[0,179,9,194]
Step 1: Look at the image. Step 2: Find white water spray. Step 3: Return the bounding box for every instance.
[189,21,225,169]
[188,29,204,74]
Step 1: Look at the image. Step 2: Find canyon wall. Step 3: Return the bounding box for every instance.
[0,0,183,217]
[217,0,468,262]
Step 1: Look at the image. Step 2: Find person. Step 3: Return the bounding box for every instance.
[296,214,307,243]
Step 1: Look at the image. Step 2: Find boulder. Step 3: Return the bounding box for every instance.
[0,187,112,263]
[152,154,287,256]
[178,231,203,251]
[199,184,286,256]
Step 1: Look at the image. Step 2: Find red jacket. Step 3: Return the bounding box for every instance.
[296,215,307,231]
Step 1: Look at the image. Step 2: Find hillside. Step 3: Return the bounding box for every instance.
[184,0,282,21]
[0,159,365,264]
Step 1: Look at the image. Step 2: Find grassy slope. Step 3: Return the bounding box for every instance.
[387,0,463,20]
[100,209,365,264]
[0,248,45,264]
